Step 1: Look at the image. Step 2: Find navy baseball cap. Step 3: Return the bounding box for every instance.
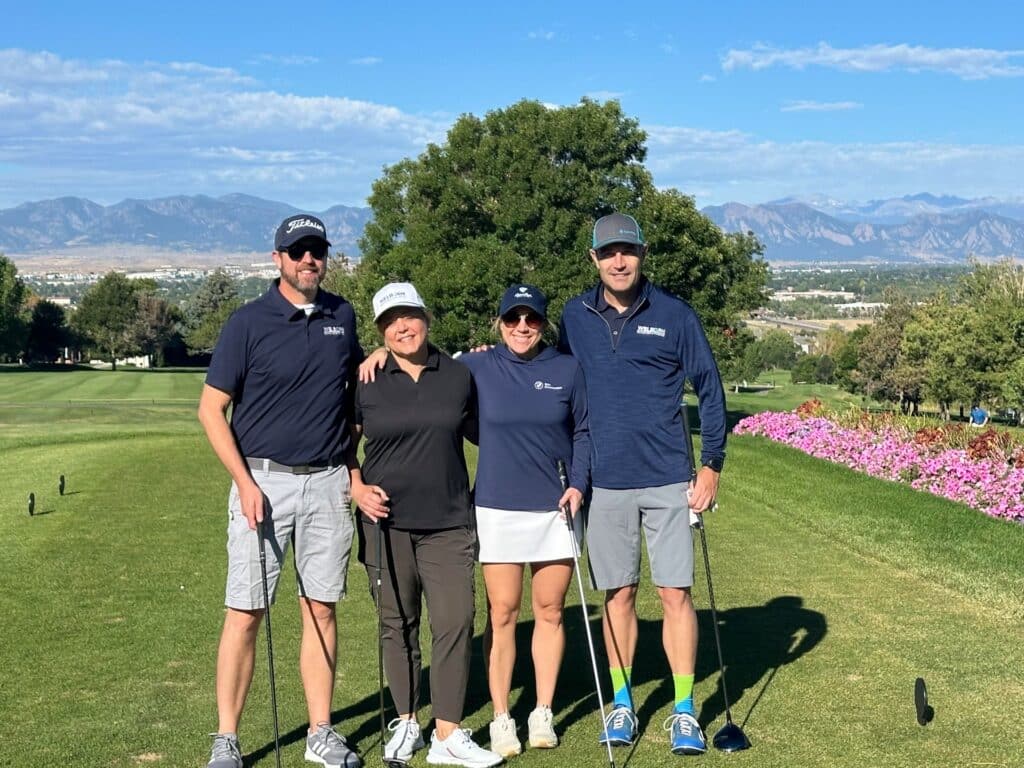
[592,213,645,249]
[498,284,548,319]
[275,214,331,250]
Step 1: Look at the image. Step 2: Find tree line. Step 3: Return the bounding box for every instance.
[0,259,244,369]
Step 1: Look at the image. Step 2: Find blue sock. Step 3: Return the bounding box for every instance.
[610,666,633,709]
[674,695,695,715]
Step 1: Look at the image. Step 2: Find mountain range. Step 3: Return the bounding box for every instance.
[702,193,1024,263]
[0,194,371,257]
[4,192,1024,265]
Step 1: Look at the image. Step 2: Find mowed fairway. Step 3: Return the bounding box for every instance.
[1,369,1022,767]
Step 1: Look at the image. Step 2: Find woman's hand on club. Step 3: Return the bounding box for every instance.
[352,479,390,520]
[558,487,583,518]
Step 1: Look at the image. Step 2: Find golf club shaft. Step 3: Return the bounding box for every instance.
[375,520,387,757]
[680,402,737,724]
[256,521,283,768]
[557,461,616,768]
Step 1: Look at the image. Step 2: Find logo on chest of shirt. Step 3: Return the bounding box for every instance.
[636,325,666,338]
[323,326,345,336]
[533,380,564,391]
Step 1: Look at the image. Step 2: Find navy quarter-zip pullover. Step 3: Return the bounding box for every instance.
[558,278,726,489]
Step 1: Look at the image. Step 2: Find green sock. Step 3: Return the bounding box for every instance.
[673,673,695,714]
[610,666,633,709]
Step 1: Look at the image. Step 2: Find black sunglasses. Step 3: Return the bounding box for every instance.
[283,241,329,261]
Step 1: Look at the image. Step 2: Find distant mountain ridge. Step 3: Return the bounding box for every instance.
[5,191,1024,266]
[703,194,1024,263]
[0,194,372,256]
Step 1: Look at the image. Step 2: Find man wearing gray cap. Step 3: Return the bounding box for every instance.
[199,214,364,768]
[558,213,728,756]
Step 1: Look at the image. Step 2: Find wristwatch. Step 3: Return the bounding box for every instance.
[701,456,724,473]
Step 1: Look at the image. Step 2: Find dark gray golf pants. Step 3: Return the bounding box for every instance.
[361,519,476,723]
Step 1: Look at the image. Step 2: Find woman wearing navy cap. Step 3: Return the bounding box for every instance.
[458,284,589,757]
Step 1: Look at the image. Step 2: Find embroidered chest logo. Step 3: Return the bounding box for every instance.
[533,380,564,391]
[636,325,666,337]
[323,326,345,336]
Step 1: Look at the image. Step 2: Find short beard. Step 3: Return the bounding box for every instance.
[281,268,322,302]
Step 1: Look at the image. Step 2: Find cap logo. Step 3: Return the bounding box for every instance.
[286,217,325,235]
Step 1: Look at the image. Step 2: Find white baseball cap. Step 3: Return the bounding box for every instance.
[372,281,428,321]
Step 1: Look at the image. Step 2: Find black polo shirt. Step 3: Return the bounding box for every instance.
[206,280,363,466]
[354,345,476,530]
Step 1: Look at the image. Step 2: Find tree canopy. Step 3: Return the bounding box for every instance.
[327,99,767,356]
[72,273,141,370]
[0,255,27,361]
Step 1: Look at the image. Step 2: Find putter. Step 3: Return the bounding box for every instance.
[557,460,617,768]
[681,403,751,752]
[374,521,406,768]
[256,520,283,768]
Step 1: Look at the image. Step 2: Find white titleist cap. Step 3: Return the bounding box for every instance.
[372,281,428,321]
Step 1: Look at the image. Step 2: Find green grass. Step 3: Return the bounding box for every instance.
[2,370,1023,767]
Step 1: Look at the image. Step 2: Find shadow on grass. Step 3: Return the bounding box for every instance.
[246,594,826,764]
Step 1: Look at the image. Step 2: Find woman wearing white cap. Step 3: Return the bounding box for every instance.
[360,283,590,758]
[349,282,500,768]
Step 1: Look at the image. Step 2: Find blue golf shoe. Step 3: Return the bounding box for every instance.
[598,705,638,747]
[664,711,707,755]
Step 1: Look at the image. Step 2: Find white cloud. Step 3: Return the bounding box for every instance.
[645,124,1024,204]
[254,54,319,66]
[781,100,863,112]
[528,30,555,41]
[585,90,625,102]
[722,42,1024,80]
[699,74,716,83]
[0,49,446,208]
[350,56,383,66]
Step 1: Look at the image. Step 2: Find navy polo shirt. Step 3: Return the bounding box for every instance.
[205,280,363,466]
[354,346,476,531]
[460,345,590,510]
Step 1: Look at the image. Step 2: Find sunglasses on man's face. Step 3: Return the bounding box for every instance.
[283,241,329,261]
[501,312,545,329]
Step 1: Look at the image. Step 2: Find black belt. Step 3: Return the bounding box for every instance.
[246,457,342,475]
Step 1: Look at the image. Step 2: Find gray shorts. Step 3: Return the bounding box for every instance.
[586,483,694,590]
[225,464,354,609]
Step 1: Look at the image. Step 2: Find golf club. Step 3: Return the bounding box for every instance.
[374,520,407,768]
[256,520,283,768]
[680,403,751,753]
[557,460,617,768]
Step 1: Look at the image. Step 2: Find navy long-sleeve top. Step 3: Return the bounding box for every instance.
[459,344,590,511]
[558,279,727,490]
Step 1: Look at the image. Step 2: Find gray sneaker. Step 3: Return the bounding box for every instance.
[207,733,242,768]
[305,723,363,768]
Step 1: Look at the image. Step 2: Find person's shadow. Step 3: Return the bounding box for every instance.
[245,594,826,765]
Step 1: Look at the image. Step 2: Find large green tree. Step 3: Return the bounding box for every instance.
[72,272,141,370]
[184,269,242,354]
[0,255,28,361]
[331,99,767,353]
[24,300,68,362]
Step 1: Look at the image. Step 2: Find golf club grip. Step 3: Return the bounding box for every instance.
[556,459,573,530]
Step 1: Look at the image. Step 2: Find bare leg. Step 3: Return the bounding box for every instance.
[529,561,573,707]
[299,597,337,730]
[658,586,697,675]
[602,584,639,672]
[216,607,264,733]
[482,563,525,714]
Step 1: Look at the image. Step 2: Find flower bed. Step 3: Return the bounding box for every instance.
[733,400,1024,523]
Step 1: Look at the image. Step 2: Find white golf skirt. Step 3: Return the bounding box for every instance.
[475,505,583,564]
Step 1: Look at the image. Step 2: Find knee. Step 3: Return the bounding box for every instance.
[223,607,263,638]
[604,585,638,616]
[302,598,336,625]
[532,597,565,628]
[489,602,520,630]
[657,586,693,617]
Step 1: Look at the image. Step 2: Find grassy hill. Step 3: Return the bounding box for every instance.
[2,368,1022,767]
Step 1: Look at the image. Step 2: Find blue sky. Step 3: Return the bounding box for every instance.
[1,0,1022,210]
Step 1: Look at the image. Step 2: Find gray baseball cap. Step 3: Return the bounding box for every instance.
[592,213,645,249]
